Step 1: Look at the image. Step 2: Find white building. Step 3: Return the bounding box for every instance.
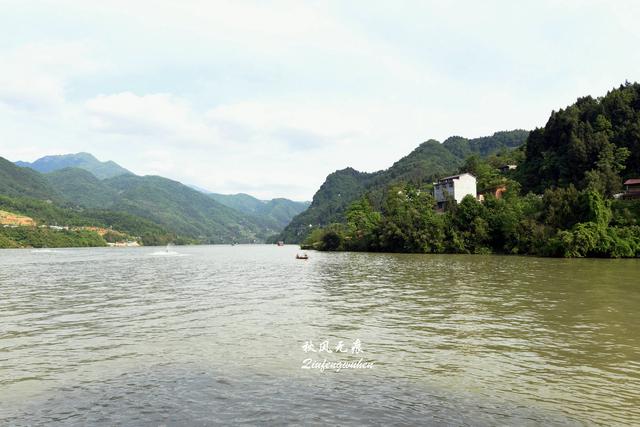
[433,173,477,208]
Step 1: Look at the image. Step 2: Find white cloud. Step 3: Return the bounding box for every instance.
[85,92,215,142]
[1,0,640,199]
[0,42,103,111]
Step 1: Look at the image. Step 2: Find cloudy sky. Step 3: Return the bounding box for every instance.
[1,1,639,200]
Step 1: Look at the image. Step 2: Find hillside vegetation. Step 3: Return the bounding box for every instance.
[280,130,529,242]
[519,82,640,196]
[3,154,306,246]
[303,84,640,258]
[0,157,60,201]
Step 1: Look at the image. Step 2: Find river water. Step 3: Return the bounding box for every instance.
[0,245,638,425]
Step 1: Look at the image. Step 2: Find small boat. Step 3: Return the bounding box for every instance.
[296,253,309,260]
[277,241,285,246]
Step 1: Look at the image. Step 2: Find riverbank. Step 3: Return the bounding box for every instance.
[0,226,108,248]
[301,188,640,258]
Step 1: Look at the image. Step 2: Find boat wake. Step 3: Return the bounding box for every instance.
[149,244,187,257]
[30,249,64,254]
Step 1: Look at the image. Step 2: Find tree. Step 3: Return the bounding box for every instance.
[378,184,444,253]
[345,196,381,251]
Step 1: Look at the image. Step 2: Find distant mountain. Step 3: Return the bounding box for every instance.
[16,152,131,179]
[279,130,529,242]
[209,193,309,230]
[1,154,304,243]
[209,193,265,213]
[262,198,311,229]
[39,168,278,243]
[102,175,271,243]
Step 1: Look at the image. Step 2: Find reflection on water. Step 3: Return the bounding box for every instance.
[0,246,638,425]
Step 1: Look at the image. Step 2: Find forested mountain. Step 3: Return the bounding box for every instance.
[209,193,309,229]
[0,157,177,246]
[0,157,61,201]
[45,168,119,207]
[1,156,300,244]
[519,82,640,196]
[41,167,276,243]
[16,152,131,179]
[102,175,269,243]
[262,198,311,229]
[279,130,529,242]
[443,130,529,158]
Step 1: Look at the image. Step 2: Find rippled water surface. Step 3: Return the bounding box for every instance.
[1,246,639,425]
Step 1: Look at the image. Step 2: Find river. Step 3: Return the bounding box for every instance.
[0,246,638,425]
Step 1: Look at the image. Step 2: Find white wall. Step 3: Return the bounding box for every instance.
[433,173,476,204]
[452,174,477,203]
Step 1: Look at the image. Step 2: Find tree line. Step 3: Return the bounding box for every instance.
[303,82,640,258]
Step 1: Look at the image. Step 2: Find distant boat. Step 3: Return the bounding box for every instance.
[296,253,309,260]
[277,241,284,246]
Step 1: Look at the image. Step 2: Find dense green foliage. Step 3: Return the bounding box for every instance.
[0,157,61,201]
[442,130,529,158]
[519,82,640,196]
[45,168,120,207]
[0,194,178,246]
[280,130,529,243]
[103,175,269,243]
[0,227,107,248]
[302,84,640,258]
[16,152,131,179]
[304,181,640,258]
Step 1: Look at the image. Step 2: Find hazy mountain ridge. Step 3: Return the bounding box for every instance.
[16,152,132,179]
[209,193,309,230]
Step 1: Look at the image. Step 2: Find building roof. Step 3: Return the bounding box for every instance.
[436,172,476,182]
[624,178,640,185]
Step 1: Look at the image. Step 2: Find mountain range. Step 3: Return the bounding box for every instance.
[278,130,529,242]
[2,153,308,243]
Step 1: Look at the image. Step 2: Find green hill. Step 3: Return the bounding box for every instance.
[16,152,131,179]
[519,82,640,196]
[102,174,269,243]
[279,130,529,243]
[45,168,119,207]
[0,193,176,247]
[0,157,60,201]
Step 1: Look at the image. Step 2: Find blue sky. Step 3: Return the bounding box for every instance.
[1,0,639,200]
